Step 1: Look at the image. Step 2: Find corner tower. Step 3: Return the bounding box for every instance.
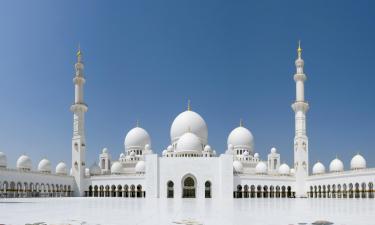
[291,41,309,197]
[70,47,88,196]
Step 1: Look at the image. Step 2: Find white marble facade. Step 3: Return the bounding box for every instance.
[1,43,374,199]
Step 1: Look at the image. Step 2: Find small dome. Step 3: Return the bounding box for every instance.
[227,126,254,151]
[167,145,173,152]
[90,163,101,176]
[16,154,32,171]
[102,148,108,154]
[271,147,277,154]
[243,150,249,156]
[162,150,167,156]
[350,154,366,170]
[145,144,151,151]
[120,153,125,158]
[204,145,212,152]
[176,132,202,152]
[0,152,7,168]
[170,110,208,145]
[312,161,326,175]
[255,161,267,174]
[85,168,90,177]
[329,158,344,172]
[37,158,51,173]
[233,160,243,173]
[228,144,234,151]
[124,127,151,150]
[290,168,295,175]
[111,161,122,174]
[135,160,146,173]
[55,162,67,175]
[130,151,135,157]
[278,163,290,175]
[254,153,259,159]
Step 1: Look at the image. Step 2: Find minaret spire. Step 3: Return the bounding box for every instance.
[291,40,309,198]
[70,45,88,197]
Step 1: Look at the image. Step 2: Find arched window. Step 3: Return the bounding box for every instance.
[167,181,174,198]
[205,181,211,198]
[137,185,142,198]
[182,176,196,198]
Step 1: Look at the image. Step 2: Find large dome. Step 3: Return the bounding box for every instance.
[176,132,203,153]
[227,126,254,151]
[124,127,151,150]
[0,152,7,168]
[17,154,32,171]
[170,110,208,145]
[37,158,51,173]
[350,154,366,170]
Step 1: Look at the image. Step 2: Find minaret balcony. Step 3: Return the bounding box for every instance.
[70,103,88,112]
[292,101,309,112]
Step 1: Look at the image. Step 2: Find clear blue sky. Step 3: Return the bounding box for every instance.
[0,1,374,171]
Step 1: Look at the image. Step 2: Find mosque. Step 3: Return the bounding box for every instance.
[0,43,374,199]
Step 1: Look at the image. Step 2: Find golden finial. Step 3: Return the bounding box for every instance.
[77,43,82,57]
[136,119,139,127]
[187,99,191,111]
[297,40,302,58]
[239,118,243,127]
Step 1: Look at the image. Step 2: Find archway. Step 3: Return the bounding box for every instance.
[167,181,174,198]
[182,175,196,198]
[205,181,211,198]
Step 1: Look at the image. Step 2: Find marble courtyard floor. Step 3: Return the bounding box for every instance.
[0,197,374,225]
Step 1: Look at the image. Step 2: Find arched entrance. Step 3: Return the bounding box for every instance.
[167,181,174,198]
[182,175,196,198]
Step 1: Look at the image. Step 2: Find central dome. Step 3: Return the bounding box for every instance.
[124,127,151,150]
[170,110,208,145]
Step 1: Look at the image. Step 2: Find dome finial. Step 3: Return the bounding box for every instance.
[239,118,243,127]
[187,99,191,111]
[77,43,82,62]
[136,119,139,127]
[297,40,302,58]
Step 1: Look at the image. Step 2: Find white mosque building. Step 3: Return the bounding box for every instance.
[0,43,374,199]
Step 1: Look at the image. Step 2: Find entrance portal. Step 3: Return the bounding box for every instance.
[182,176,196,198]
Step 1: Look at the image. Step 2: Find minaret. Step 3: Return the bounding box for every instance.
[70,47,88,196]
[291,41,309,197]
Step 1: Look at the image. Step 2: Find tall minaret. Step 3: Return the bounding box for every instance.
[292,41,309,197]
[70,47,88,196]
